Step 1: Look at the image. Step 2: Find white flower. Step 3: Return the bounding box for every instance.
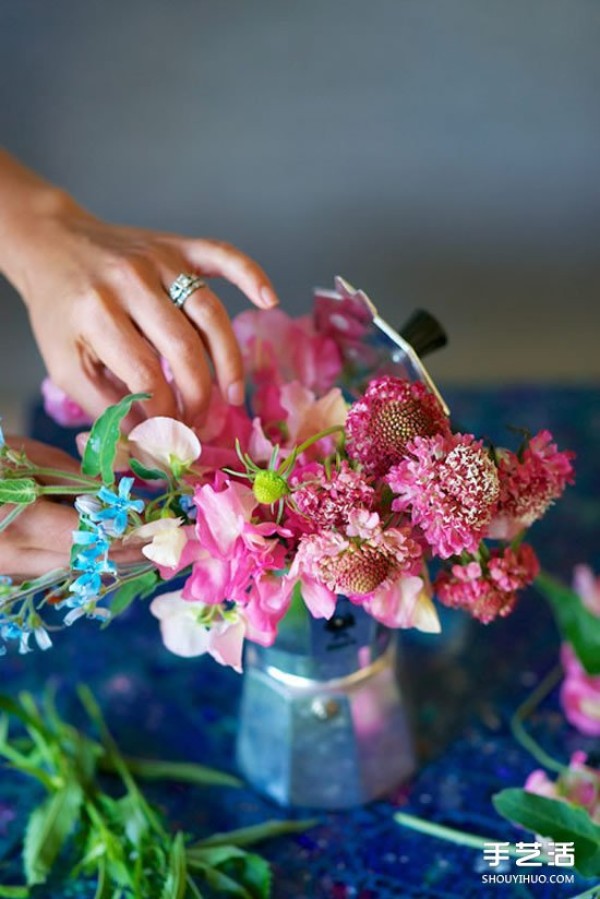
[127,518,186,569]
[128,417,201,472]
[149,591,246,672]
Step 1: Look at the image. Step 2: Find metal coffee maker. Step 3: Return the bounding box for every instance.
[235,277,448,809]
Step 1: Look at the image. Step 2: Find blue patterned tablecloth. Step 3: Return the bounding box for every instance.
[1,386,599,898]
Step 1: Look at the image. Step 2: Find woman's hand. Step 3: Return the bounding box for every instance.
[0,437,140,579]
[0,150,278,426]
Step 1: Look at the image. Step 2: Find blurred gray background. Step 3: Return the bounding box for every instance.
[1,0,599,429]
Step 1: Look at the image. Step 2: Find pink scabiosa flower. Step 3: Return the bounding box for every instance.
[524,752,600,824]
[489,430,574,539]
[290,514,438,632]
[387,433,500,558]
[345,376,450,477]
[560,644,600,737]
[288,461,375,533]
[434,544,539,623]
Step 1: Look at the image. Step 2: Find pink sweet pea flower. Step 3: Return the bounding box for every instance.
[279,382,347,454]
[573,564,600,617]
[149,590,246,672]
[128,417,201,472]
[126,518,186,569]
[560,644,600,737]
[42,378,91,428]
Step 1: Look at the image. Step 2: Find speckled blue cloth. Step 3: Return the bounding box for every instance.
[0,386,599,898]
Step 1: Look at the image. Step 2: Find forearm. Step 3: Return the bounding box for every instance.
[0,148,73,295]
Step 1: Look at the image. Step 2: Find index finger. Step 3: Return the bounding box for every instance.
[173,239,279,310]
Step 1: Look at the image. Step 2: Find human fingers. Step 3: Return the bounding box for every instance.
[123,275,214,423]
[79,291,178,420]
[170,238,279,310]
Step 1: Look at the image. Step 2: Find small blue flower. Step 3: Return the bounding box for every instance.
[179,494,197,521]
[92,477,144,536]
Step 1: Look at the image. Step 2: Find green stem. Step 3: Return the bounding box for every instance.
[510,665,566,774]
[40,485,98,496]
[0,503,26,534]
[277,425,344,475]
[394,812,550,863]
[26,467,99,487]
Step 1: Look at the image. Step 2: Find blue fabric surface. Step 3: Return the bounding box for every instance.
[1,385,599,898]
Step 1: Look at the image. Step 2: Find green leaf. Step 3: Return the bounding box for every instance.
[116,756,242,789]
[0,479,38,505]
[0,887,30,897]
[161,832,188,899]
[129,458,169,482]
[193,818,317,848]
[536,573,600,674]
[23,780,83,886]
[104,570,159,625]
[189,847,271,899]
[82,392,149,485]
[493,788,600,878]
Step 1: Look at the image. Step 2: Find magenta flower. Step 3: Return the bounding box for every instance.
[434,544,540,623]
[560,644,600,737]
[289,461,375,533]
[345,375,450,477]
[387,433,500,558]
[489,430,575,539]
[42,378,91,428]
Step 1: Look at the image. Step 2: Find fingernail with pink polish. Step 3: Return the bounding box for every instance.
[227,380,245,406]
[260,286,279,308]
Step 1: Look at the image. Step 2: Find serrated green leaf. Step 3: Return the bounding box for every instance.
[0,479,38,505]
[536,573,600,674]
[82,393,149,485]
[104,570,159,625]
[129,458,169,482]
[23,780,83,886]
[493,787,600,877]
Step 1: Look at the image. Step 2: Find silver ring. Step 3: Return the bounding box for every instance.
[168,273,207,309]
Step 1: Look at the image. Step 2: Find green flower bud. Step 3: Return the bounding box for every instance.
[253,470,289,504]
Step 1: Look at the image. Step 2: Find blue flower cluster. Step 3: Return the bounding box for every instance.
[67,477,144,611]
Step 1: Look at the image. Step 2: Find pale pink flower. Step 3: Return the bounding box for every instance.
[279,382,347,453]
[525,752,600,824]
[195,386,253,470]
[434,544,539,623]
[346,375,450,477]
[243,573,295,646]
[388,434,500,558]
[149,590,246,671]
[289,461,375,533]
[573,564,600,617]
[128,416,201,472]
[489,431,574,539]
[126,518,186,569]
[362,574,441,632]
[42,378,91,428]
[560,644,600,737]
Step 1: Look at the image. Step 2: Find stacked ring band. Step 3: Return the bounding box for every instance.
[168,273,207,309]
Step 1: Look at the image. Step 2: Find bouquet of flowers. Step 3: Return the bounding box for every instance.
[0,281,574,670]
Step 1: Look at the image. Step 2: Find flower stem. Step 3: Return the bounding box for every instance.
[394,812,549,862]
[277,425,344,475]
[510,665,566,774]
[26,466,99,487]
[0,503,26,534]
